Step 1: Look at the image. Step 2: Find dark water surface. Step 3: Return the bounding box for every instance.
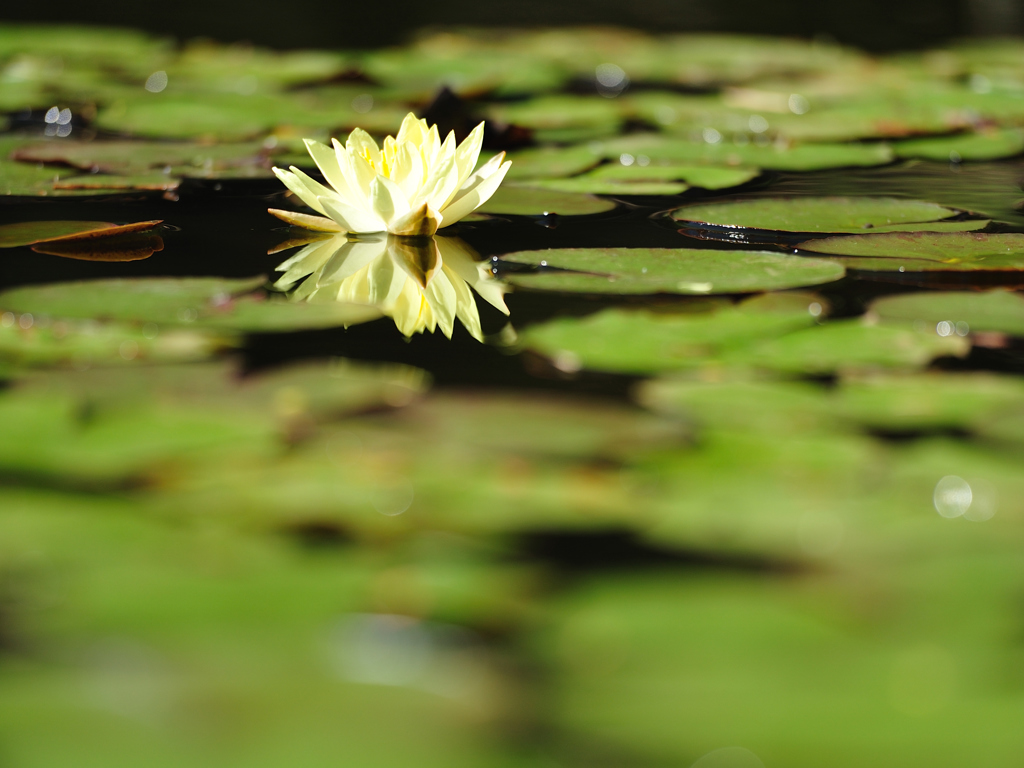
[3,157,1022,387]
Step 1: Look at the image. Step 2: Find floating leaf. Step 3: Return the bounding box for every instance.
[487,95,622,131]
[500,248,845,295]
[52,174,181,191]
[502,145,603,180]
[476,185,616,216]
[870,290,1024,337]
[528,177,689,196]
[639,374,838,435]
[894,129,1024,162]
[672,197,959,234]
[0,277,266,325]
[835,372,1024,432]
[202,295,382,332]
[799,232,1024,271]
[0,317,224,369]
[736,318,969,373]
[0,221,132,248]
[588,162,760,189]
[13,139,271,177]
[595,133,895,171]
[520,293,824,374]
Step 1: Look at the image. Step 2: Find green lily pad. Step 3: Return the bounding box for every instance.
[595,133,895,171]
[894,129,1024,162]
[520,293,824,374]
[870,290,1024,337]
[588,163,761,190]
[799,232,1024,271]
[528,177,689,196]
[835,372,1024,432]
[638,375,838,435]
[13,140,270,177]
[500,248,845,295]
[0,221,137,248]
[0,276,381,333]
[95,90,401,141]
[202,295,382,333]
[487,95,622,131]
[475,185,616,216]
[737,318,969,373]
[672,197,959,234]
[0,317,224,369]
[0,277,266,325]
[502,145,603,181]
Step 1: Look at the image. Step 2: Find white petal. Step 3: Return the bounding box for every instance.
[267,207,345,232]
[396,112,425,145]
[318,195,387,233]
[454,122,485,188]
[273,167,332,215]
[438,159,511,227]
[369,175,411,227]
[345,147,379,201]
[391,141,424,199]
[428,155,463,212]
[423,124,441,161]
[303,139,357,203]
[346,127,381,166]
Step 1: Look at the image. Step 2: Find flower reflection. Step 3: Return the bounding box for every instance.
[273,233,509,341]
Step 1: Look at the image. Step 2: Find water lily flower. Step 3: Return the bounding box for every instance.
[271,113,511,236]
[273,233,509,340]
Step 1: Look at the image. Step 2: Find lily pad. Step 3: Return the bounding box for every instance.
[13,140,271,177]
[202,295,382,333]
[799,232,1024,271]
[835,372,1024,432]
[529,178,689,196]
[736,319,969,373]
[672,197,959,234]
[588,163,760,190]
[870,290,1024,337]
[500,248,845,295]
[894,129,1024,162]
[488,94,622,127]
[502,145,603,181]
[0,220,161,248]
[0,277,266,325]
[596,133,895,171]
[519,293,824,374]
[476,186,616,216]
[0,317,224,369]
[51,175,181,191]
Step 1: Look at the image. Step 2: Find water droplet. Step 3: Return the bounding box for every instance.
[145,71,168,93]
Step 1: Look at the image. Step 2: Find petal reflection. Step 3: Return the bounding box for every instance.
[273,234,509,341]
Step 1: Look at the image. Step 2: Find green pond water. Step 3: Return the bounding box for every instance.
[2,23,1024,768]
